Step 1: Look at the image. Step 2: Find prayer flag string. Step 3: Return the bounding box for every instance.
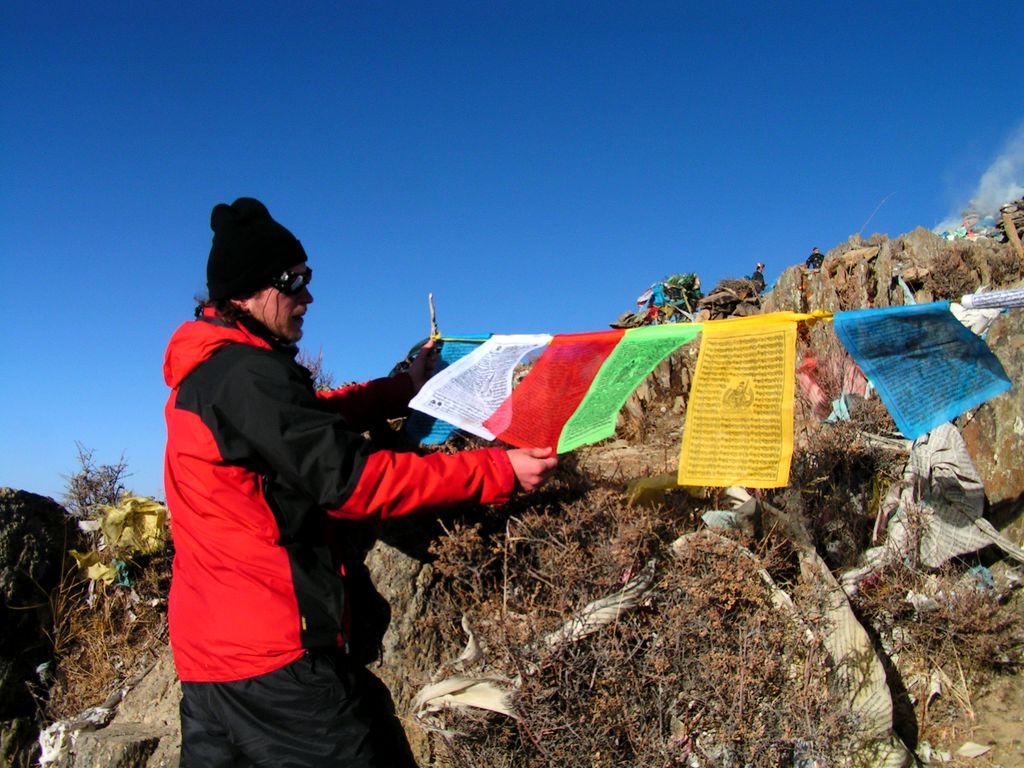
[407,303,1012,487]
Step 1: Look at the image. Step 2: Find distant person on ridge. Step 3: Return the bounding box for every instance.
[749,261,766,293]
[162,197,558,767]
[806,247,824,269]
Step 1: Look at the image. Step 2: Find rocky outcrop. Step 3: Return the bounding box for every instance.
[55,726,162,768]
[0,489,76,767]
[765,227,1020,316]
[960,307,1024,530]
[365,532,446,764]
[998,197,1024,241]
[36,648,178,768]
[95,650,180,768]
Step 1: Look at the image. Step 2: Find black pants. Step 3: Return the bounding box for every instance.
[179,652,418,768]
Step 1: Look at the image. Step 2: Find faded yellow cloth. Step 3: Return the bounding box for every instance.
[69,549,117,585]
[626,474,704,507]
[678,312,802,488]
[95,496,168,556]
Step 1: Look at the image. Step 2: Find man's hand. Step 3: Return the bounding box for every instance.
[408,340,439,393]
[507,447,558,492]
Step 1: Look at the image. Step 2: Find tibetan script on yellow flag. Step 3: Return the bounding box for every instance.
[678,313,798,488]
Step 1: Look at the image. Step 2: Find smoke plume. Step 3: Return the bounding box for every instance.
[934,122,1024,233]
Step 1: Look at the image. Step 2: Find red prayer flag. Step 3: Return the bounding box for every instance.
[485,330,625,449]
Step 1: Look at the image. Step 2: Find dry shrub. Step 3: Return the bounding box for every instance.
[297,347,337,391]
[788,326,904,569]
[427,484,859,767]
[923,248,978,300]
[44,550,171,720]
[61,444,130,519]
[986,246,1022,286]
[851,560,1024,746]
[787,400,902,570]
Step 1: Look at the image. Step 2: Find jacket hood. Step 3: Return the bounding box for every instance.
[163,310,272,388]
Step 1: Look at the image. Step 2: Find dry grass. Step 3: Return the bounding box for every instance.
[417,340,1024,765]
[44,549,171,720]
[38,286,1024,765]
[41,464,1022,765]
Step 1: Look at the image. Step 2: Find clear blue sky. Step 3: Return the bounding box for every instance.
[2,2,1022,502]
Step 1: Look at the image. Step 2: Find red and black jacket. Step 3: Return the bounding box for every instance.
[163,310,515,682]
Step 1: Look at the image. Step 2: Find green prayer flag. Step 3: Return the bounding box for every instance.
[557,324,702,452]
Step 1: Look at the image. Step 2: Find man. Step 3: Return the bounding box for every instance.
[749,261,766,293]
[163,198,558,767]
[805,247,824,269]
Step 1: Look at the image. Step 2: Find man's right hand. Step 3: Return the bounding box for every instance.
[507,447,558,492]
[407,339,439,393]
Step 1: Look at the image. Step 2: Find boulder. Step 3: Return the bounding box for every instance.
[61,725,162,768]
[39,648,180,768]
[95,649,181,768]
[0,488,76,766]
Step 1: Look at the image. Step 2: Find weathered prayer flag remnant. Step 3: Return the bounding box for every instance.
[960,287,1024,309]
[557,324,703,452]
[486,330,625,449]
[409,334,552,440]
[406,335,490,444]
[833,302,1011,439]
[678,313,798,488]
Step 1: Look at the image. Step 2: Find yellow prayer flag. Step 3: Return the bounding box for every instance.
[678,313,799,488]
[96,495,168,556]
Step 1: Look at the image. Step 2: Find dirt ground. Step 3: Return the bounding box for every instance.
[963,670,1024,765]
[945,583,1024,767]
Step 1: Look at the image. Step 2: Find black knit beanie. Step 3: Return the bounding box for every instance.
[206,198,308,300]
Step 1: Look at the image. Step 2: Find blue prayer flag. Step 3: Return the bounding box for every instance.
[405,335,490,444]
[833,302,1011,439]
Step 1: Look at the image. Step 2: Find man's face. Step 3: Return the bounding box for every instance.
[234,262,313,342]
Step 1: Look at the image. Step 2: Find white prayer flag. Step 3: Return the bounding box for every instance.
[409,334,552,440]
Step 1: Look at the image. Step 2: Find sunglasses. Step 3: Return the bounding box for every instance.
[269,268,312,296]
